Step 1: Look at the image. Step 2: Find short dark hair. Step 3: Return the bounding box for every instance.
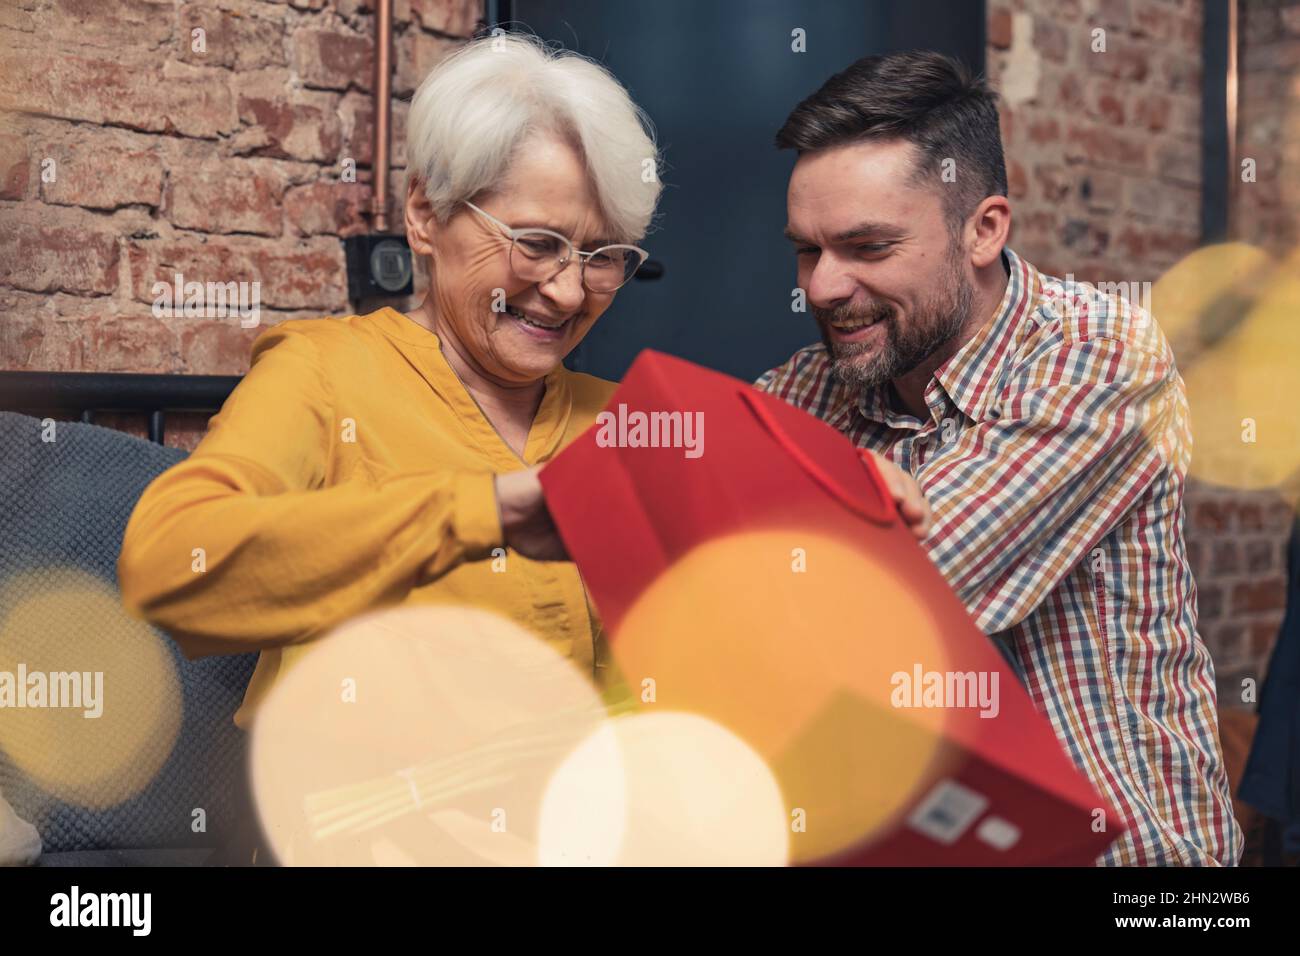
[776,50,1007,232]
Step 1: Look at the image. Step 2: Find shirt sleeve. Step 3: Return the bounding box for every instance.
[919,335,1182,635]
[117,323,504,657]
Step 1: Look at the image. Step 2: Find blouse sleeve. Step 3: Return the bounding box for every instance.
[117,323,503,657]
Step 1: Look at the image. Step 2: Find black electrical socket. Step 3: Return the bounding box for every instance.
[344,234,414,301]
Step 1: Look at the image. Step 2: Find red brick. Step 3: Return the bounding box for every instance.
[1162,56,1201,94]
[0,2,35,30]
[1134,94,1172,132]
[1094,0,1131,32]
[176,2,288,71]
[0,210,120,295]
[1056,71,1086,111]
[1207,622,1243,657]
[1192,499,1234,533]
[1065,121,1148,171]
[1033,18,1070,63]
[87,311,182,373]
[1238,502,1266,532]
[1211,541,1242,575]
[999,106,1014,146]
[1231,579,1287,615]
[0,50,237,138]
[1034,164,1071,203]
[175,319,262,374]
[340,93,410,167]
[1059,217,1109,258]
[1079,170,1123,212]
[0,135,29,201]
[235,85,343,164]
[284,180,369,237]
[0,291,88,370]
[1154,141,1199,186]
[1283,5,1300,36]
[1199,582,1224,621]
[127,234,348,311]
[1133,3,1176,41]
[1006,159,1028,200]
[395,30,463,97]
[168,158,286,236]
[1245,539,1276,574]
[38,0,173,52]
[988,7,1013,50]
[1250,620,1281,656]
[1093,89,1127,126]
[38,129,164,211]
[411,0,481,37]
[1026,113,1061,145]
[1086,40,1150,83]
[293,28,373,92]
[1244,2,1283,45]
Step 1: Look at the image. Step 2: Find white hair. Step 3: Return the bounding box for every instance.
[405,33,662,243]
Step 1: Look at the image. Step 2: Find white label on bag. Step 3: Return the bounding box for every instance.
[906,779,989,845]
[976,815,1022,851]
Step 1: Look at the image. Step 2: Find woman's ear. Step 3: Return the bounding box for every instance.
[405,178,437,257]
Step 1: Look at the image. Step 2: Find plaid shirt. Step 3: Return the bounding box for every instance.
[756,247,1242,866]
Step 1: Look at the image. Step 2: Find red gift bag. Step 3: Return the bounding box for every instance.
[540,350,1121,865]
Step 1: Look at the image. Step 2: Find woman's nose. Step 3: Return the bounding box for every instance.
[538,258,587,311]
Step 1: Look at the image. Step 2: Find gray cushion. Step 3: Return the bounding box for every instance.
[0,411,256,854]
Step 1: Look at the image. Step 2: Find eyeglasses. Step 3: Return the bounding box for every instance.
[463,201,649,293]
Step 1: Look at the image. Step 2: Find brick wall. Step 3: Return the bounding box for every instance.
[987,0,1204,279]
[1236,0,1300,251]
[0,0,479,442]
[987,0,1299,704]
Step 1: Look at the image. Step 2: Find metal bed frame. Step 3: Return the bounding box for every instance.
[0,371,241,444]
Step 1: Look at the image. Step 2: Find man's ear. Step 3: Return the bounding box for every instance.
[967,194,1011,270]
[405,178,437,257]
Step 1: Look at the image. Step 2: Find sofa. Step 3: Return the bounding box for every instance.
[0,411,256,865]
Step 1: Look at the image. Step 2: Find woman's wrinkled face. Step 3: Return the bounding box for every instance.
[425,134,621,385]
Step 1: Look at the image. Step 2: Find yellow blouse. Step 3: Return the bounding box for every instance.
[118,307,618,729]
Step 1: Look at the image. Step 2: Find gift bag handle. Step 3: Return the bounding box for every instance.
[739,389,897,526]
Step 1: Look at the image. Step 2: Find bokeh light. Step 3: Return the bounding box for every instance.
[611,528,954,863]
[1153,242,1300,499]
[0,567,182,809]
[538,711,788,866]
[249,605,606,866]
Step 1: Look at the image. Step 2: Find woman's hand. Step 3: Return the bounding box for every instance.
[494,466,569,561]
[865,451,934,540]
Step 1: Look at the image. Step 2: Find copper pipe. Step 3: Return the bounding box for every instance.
[371,0,393,233]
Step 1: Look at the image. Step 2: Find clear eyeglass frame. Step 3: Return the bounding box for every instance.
[463,200,649,293]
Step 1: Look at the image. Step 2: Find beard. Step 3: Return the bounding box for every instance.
[815,251,975,395]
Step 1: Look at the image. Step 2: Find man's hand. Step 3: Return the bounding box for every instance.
[864,451,933,540]
[494,466,569,561]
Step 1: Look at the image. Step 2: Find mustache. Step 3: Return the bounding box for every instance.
[813,301,894,326]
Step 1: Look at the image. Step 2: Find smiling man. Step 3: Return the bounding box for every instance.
[757,50,1242,866]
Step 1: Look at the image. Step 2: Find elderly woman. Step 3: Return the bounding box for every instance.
[118,35,932,734]
[118,34,662,730]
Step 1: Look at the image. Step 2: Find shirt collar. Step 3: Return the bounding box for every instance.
[855,247,1041,428]
[370,306,574,465]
